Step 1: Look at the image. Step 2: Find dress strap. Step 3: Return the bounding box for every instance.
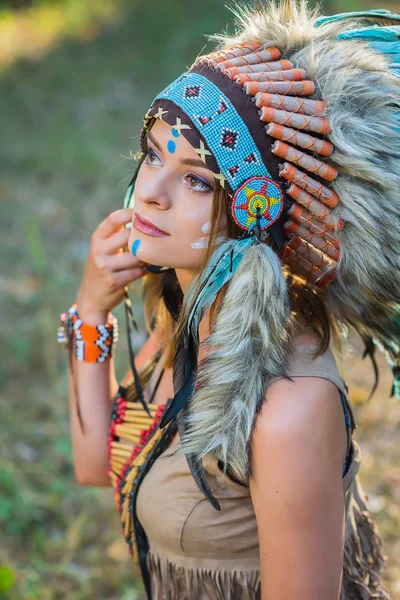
[148,365,166,404]
[339,390,354,478]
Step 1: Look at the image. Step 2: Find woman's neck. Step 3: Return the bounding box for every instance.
[174,267,195,296]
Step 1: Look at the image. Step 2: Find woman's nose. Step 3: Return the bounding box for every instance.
[136,171,172,210]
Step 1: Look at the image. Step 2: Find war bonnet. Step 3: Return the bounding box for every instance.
[125,1,400,508]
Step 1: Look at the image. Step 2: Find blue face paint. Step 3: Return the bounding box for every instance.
[167,140,176,154]
[171,128,180,138]
[131,239,141,256]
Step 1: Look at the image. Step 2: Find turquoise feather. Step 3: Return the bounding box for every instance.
[332,20,400,129]
[368,40,400,54]
[315,10,400,70]
[315,11,400,82]
[331,19,400,83]
[184,238,238,332]
[367,41,400,79]
[335,25,400,42]
[315,9,400,27]
[187,236,255,337]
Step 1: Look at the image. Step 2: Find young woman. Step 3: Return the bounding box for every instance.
[62,2,400,598]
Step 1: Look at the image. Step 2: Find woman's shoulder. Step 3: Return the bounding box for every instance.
[271,328,347,398]
[251,331,349,488]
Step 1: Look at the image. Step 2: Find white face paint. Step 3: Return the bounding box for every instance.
[190,236,208,249]
[191,220,227,250]
[190,221,211,249]
[191,234,226,250]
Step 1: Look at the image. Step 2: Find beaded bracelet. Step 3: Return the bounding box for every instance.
[57,304,119,363]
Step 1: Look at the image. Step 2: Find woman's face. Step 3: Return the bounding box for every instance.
[129,119,227,272]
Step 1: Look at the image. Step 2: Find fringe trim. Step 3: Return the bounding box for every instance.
[341,474,391,599]
[146,549,261,600]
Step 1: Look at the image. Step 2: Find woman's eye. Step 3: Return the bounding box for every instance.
[185,174,212,193]
[143,148,161,165]
[142,149,212,193]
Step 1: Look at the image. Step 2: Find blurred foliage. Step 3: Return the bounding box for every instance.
[0,0,125,69]
[0,0,399,598]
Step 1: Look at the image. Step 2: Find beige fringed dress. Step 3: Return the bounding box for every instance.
[135,345,390,599]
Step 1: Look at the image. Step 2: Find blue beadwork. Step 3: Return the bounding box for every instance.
[231,176,284,231]
[152,72,275,192]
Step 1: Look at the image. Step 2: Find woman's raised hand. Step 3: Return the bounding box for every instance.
[76,208,146,323]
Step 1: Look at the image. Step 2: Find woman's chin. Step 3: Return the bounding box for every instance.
[128,234,204,271]
[128,235,165,267]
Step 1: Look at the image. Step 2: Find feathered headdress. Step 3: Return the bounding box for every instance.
[127,1,400,509]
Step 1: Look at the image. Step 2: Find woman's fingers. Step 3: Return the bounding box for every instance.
[99,228,131,255]
[105,267,146,291]
[77,209,143,317]
[94,208,133,239]
[95,251,147,273]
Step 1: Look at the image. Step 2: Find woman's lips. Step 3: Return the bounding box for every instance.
[133,213,169,237]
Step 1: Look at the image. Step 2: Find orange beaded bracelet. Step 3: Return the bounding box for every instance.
[57,304,119,363]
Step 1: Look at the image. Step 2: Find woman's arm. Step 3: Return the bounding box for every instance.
[249,376,348,600]
[69,208,149,487]
[69,324,161,487]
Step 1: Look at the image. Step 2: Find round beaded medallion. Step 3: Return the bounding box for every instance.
[231,176,284,232]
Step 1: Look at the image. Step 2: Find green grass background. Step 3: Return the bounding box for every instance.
[1,0,399,598]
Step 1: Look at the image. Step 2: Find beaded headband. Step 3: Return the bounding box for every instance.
[142,42,341,286]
